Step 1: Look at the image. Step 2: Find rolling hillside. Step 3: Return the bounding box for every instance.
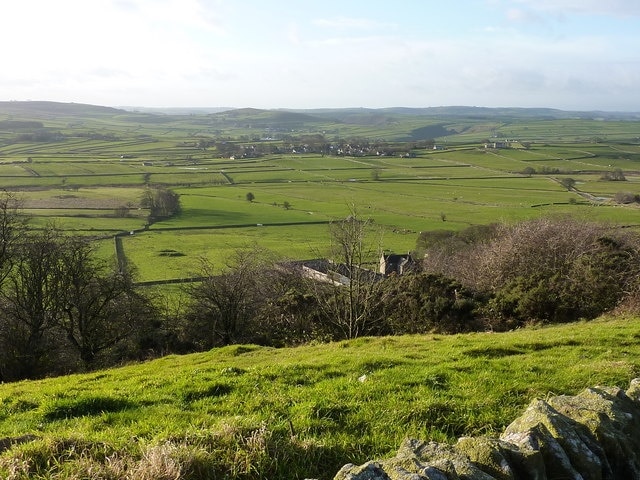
[0,316,638,479]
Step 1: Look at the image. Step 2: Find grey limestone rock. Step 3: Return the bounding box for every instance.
[548,386,640,478]
[501,398,609,479]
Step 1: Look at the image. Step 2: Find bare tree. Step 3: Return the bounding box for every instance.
[184,248,275,348]
[0,229,155,379]
[560,177,576,190]
[58,236,155,367]
[0,228,66,379]
[311,208,387,339]
[141,187,181,222]
[0,191,26,286]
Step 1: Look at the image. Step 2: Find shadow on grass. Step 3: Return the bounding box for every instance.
[180,383,233,403]
[42,396,136,421]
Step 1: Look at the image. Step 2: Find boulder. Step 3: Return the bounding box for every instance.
[500,399,610,479]
[547,386,640,478]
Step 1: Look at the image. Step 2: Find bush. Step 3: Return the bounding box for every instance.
[423,218,640,327]
[601,168,626,181]
[614,191,640,204]
[380,273,483,334]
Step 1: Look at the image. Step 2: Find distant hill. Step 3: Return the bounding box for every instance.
[1,101,638,143]
[3,101,638,123]
[0,101,126,117]
[119,106,233,115]
[217,108,325,123]
[208,108,328,130]
[297,105,640,121]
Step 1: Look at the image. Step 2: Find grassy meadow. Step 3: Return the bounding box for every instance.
[0,105,639,281]
[0,316,638,479]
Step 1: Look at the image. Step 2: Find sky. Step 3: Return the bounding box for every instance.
[1,0,639,111]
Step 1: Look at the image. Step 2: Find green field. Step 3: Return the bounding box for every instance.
[1,103,639,281]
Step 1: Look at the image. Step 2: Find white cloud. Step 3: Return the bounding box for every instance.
[111,0,225,32]
[511,0,640,17]
[0,0,227,103]
[505,8,543,23]
[286,23,302,45]
[0,0,637,110]
[313,16,397,30]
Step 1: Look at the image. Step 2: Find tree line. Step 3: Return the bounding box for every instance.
[0,194,156,381]
[1,191,639,382]
[177,214,640,351]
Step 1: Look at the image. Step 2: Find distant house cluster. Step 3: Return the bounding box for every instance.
[484,141,510,149]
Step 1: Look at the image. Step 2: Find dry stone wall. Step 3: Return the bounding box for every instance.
[332,378,640,480]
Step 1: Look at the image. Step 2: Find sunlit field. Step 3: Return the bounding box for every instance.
[1,104,639,281]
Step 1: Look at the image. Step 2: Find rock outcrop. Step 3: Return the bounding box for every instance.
[333,378,640,480]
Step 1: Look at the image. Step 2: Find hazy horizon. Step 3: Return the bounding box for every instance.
[2,1,639,112]
[5,100,640,115]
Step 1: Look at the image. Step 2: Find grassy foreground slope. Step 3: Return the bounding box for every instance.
[0,316,639,479]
